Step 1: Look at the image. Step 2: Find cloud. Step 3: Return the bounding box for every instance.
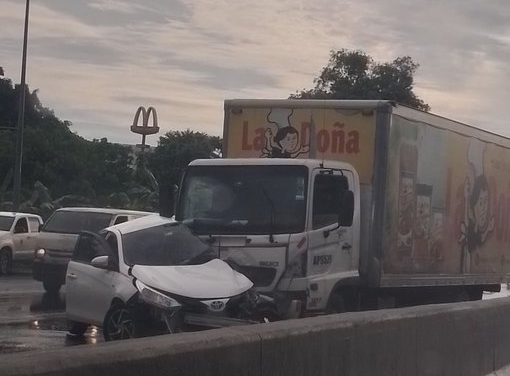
[2,0,510,144]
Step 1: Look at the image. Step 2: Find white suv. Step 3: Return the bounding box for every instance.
[33,207,153,294]
[0,212,44,274]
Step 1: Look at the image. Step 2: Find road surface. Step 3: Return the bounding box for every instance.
[0,268,508,356]
[0,270,102,355]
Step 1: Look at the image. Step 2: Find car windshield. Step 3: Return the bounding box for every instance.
[176,165,308,235]
[122,222,215,266]
[0,216,14,231]
[42,211,114,234]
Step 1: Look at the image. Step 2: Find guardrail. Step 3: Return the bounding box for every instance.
[3,298,510,376]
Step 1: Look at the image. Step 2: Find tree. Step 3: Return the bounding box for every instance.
[291,49,430,111]
[0,68,136,207]
[0,68,224,213]
[149,130,221,188]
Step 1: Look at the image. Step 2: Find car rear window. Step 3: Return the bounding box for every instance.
[42,211,114,234]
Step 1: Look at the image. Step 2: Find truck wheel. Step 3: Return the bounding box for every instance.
[0,249,12,275]
[327,291,347,313]
[43,280,62,295]
[67,320,89,337]
[326,288,357,314]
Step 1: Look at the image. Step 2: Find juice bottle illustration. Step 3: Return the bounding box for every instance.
[397,143,418,258]
[413,184,432,263]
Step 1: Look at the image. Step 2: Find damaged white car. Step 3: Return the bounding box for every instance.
[65,215,273,341]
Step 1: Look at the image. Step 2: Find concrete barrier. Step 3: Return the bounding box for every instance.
[3,298,510,376]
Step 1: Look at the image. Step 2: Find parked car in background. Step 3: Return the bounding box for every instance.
[33,207,154,294]
[66,215,272,341]
[0,212,44,275]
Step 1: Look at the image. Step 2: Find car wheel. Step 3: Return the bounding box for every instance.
[67,320,89,337]
[43,279,62,295]
[0,249,12,275]
[103,304,138,341]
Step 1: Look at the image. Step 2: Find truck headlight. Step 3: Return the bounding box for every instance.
[135,280,181,310]
[35,249,46,259]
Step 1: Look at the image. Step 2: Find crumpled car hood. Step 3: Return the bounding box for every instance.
[131,259,253,299]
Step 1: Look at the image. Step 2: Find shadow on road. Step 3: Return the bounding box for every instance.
[29,292,66,313]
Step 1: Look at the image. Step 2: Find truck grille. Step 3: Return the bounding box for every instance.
[234,266,276,287]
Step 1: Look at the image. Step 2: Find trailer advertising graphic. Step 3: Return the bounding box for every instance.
[225,107,376,184]
[384,115,510,275]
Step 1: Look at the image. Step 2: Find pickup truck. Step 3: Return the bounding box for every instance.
[0,211,43,274]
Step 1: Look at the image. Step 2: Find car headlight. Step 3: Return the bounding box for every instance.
[135,280,181,310]
[35,249,46,259]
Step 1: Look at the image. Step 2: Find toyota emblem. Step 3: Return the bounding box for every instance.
[210,300,225,311]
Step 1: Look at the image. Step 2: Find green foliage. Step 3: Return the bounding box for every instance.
[148,130,222,188]
[0,69,137,213]
[291,49,430,111]
[0,67,222,216]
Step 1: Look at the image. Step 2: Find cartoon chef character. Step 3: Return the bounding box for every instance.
[261,108,309,158]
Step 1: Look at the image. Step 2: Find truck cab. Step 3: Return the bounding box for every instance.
[175,158,358,317]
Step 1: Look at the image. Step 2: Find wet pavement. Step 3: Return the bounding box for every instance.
[0,269,103,355]
[0,266,509,356]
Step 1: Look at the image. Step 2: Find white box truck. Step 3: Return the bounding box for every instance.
[173,99,510,317]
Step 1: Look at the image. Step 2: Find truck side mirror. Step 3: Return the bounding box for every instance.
[323,190,355,238]
[338,190,354,227]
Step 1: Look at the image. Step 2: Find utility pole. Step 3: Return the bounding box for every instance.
[13,0,31,209]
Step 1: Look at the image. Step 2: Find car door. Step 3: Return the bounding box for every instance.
[11,217,31,259]
[66,231,117,326]
[23,217,42,260]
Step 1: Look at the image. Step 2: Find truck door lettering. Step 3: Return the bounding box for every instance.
[313,254,332,265]
[308,297,322,307]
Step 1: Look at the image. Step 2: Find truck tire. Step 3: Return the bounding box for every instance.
[326,287,357,314]
[43,279,62,295]
[327,291,347,313]
[0,248,12,275]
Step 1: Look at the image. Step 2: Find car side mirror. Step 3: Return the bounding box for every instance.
[91,255,110,270]
[338,190,354,227]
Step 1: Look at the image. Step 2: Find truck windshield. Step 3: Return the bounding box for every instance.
[42,211,114,234]
[177,165,307,235]
[0,216,14,231]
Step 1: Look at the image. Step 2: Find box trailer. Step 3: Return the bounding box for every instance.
[174,99,510,316]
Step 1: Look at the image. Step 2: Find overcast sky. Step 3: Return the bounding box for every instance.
[1,0,510,145]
